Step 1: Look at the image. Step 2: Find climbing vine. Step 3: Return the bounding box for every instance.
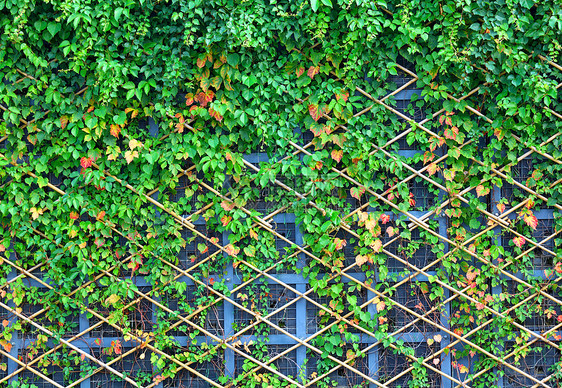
[1,0,562,387]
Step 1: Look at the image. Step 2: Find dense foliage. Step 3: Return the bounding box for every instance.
[1,0,562,387]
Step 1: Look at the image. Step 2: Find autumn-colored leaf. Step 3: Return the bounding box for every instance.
[380,214,390,224]
[427,162,438,175]
[185,93,194,106]
[30,207,43,220]
[350,187,365,200]
[331,149,343,163]
[386,226,397,237]
[209,107,223,122]
[0,340,12,352]
[224,244,240,257]
[60,115,69,129]
[94,338,102,346]
[512,236,525,248]
[96,211,106,221]
[196,57,207,68]
[444,126,459,140]
[409,192,416,207]
[370,239,382,253]
[221,201,235,211]
[221,215,232,227]
[523,213,538,230]
[334,238,346,251]
[307,66,319,79]
[70,211,79,220]
[124,150,139,164]
[129,138,143,150]
[249,229,258,240]
[497,203,506,213]
[375,299,386,312]
[309,104,321,121]
[296,67,305,77]
[110,124,121,138]
[355,255,368,266]
[80,157,93,169]
[2,320,8,327]
[476,185,489,197]
[335,90,349,102]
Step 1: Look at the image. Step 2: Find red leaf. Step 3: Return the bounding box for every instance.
[296,67,305,77]
[94,338,101,346]
[309,104,321,121]
[224,244,240,257]
[331,149,343,163]
[427,163,438,176]
[60,116,69,129]
[409,192,416,207]
[512,236,525,248]
[185,93,194,106]
[70,211,79,220]
[80,157,93,169]
[209,277,215,285]
[221,215,232,227]
[350,187,365,200]
[380,214,391,224]
[307,66,319,79]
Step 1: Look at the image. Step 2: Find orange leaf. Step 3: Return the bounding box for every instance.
[60,115,69,129]
[196,57,207,68]
[334,238,346,251]
[331,149,343,163]
[221,201,235,211]
[80,157,93,169]
[476,185,489,197]
[2,320,8,327]
[370,239,382,253]
[96,211,106,221]
[497,203,506,213]
[249,229,258,240]
[224,244,240,257]
[110,124,121,138]
[221,215,232,227]
[524,213,538,230]
[307,66,319,79]
[296,67,305,77]
[308,104,321,121]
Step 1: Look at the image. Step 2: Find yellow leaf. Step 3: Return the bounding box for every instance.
[355,255,368,267]
[129,138,143,150]
[30,207,43,220]
[370,239,382,253]
[105,294,120,306]
[124,150,139,164]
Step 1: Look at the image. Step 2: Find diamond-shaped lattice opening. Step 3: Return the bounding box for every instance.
[89,287,153,338]
[502,220,557,269]
[234,345,299,379]
[306,284,367,335]
[406,162,438,211]
[89,348,154,388]
[271,220,300,274]
[503,341,561,387]
[385,227,439,273]
[178,225,221,273]
[504,280,562,332]
[17,348,80,388]
[388,55,416,88]
[378,342,441,387]
[17,299,80,338]
[169,173,199,207]
[164,351,224,388]
[306,343,372,386]
[160,285,224,337]
[387,282,442,333]
[234,283,296,335]
[498,156,553,208]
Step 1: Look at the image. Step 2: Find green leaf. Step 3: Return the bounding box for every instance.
[47,23,61,36]
[311,0,319,11]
